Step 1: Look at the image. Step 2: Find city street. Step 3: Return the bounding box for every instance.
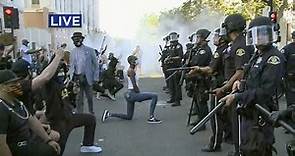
[63,78,291,156]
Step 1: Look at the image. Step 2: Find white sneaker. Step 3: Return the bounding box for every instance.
[80,145,102,153]
[105,90,116,101]
[102,110,110,123]
[96,92,101,100]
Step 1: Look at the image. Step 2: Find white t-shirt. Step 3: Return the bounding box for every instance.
[128,71,139,89]
[20,45,32,64]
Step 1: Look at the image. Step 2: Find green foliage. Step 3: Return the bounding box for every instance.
[161,0,289,22]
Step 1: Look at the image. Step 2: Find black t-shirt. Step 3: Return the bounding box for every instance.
[0,56,12,70]
[0,99,31,144]
[44,78,72,122]
[19,80,35,115]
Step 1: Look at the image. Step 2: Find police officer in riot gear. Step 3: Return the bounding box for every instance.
[213,14,252,155]
[165,32,183,106]
[188,28,229,152]
[281,31,295,108]
[186,29,212,128]
[221,16,284,156]
[159,35,171,92]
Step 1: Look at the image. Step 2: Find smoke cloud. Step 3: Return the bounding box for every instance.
[84,8,225,77]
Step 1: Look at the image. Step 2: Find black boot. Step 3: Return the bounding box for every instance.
[201,145,221,152]
[166,99,175,103]
[171,101,181,107]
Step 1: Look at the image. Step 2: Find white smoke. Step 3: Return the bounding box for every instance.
[83,8,225,77]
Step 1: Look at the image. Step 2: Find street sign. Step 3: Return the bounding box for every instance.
[48,14,82,28]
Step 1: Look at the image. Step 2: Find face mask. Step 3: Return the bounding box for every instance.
[72,37,83,47]
[3,82,24,98]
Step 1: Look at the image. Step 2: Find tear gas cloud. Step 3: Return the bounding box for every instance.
[84,8,225,77]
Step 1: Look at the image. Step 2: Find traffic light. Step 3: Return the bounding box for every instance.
[269,11,277,23]
[3,6,13,28]
[3,6,19,29]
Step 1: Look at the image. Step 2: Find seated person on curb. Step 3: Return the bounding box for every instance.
[0,70,61,156]
[102,55,162,124]
[12,57,102,155]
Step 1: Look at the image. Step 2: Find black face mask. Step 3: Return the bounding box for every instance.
[72,37,83,47]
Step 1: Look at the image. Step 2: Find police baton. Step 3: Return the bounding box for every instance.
[255,104,295,135]
[190,101,225,135]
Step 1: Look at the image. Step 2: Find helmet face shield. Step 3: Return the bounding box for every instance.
[190,33,197,43]
[169,33,179,42]
[220,23,227,36]
[213,32,220,45]
[246,25,275,46]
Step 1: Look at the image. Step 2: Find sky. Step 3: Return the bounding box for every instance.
[99,0,186,39]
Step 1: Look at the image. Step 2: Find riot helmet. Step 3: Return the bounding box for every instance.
[246,16,275,46]
[169,32,179,42]
[213,28,221,46]
[221,14,246,36]
[192,29,211,45]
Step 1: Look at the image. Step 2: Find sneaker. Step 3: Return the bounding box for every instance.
[105,90,116,101]
[147,117,162,124]
[96,92,101,100]
[102,110,110,123]
[80,145,102,153]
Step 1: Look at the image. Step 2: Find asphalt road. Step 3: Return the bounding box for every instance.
[63,78,292,156]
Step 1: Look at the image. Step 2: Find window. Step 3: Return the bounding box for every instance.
[32,0,40,5]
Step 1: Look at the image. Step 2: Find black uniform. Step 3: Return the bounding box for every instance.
[167,41,183,105]
[281,42,295,107]
[223,35,251,147]
[189,43,212,124]
[207,43,228,149]
[166,41,183,105]
[160,45,170,89]
[271,104,295,156]
[235,46,283,156]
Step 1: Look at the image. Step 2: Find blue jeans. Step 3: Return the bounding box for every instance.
[111,90,158,120]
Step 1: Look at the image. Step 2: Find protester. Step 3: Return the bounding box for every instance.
[102,55,162,124]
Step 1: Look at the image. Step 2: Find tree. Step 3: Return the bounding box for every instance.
[161,0,290,22]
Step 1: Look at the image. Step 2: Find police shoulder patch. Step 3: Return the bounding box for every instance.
[213,52,219,58]
[199,50,206,55]
[236,48,245,57]
[267,56,280,65]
